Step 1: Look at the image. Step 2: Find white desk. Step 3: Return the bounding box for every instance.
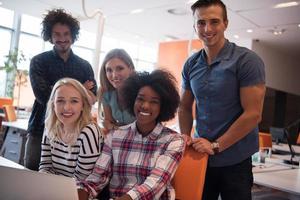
[0,156,25,169]
[0,118,28,164]
[2,118,28,131]
[273,143,300,154]
[254,168,300,196]
[253,155,300,197]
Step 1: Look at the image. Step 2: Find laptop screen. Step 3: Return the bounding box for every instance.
[0,166,79,200]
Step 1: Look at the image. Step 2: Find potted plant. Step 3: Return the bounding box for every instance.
[0,49,28,110]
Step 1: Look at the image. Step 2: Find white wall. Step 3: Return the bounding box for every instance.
[252,40,300,96]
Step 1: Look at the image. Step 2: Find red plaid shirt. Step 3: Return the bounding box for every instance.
[78,122,185,199]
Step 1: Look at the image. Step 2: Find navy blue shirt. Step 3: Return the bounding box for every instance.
[28,48,97,135]
[182,40,265,167]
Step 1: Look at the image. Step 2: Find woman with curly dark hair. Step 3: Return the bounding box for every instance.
[78,69,185,200]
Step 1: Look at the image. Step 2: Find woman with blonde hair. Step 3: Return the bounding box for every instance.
[39,78,103,181]
[98,48,135,133]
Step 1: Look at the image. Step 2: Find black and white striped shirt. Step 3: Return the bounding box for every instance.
[39,123,103,181]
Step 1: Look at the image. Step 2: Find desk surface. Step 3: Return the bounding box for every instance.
[273,143,300,154]
[253,155,300,196]
[254,168,300,195]
[0,156,25,169]
[2,118,28,131]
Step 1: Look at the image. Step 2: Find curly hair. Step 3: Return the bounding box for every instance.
[41,8,80,43]
[120,69,180,122]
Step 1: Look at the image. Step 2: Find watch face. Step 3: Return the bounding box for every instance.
[212,142,219,154]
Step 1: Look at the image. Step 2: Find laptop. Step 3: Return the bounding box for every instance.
[0,165,79,200]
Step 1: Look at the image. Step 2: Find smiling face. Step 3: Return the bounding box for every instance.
[193,5,228,50]
[53,85,83,129]
[51,23,73,54]
[105,58,133,89]
[134,86,161,135]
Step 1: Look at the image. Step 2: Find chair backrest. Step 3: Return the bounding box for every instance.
[3,105,17,122]
[259,132,272,148]
[297,133,300,144]
[172,146,208,200]
[0,98,13,108]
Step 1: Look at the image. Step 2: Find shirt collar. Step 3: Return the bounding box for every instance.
[52,47,74,61]
[213,39,233,62]
[197,39,233,65]
[130,121,164,140]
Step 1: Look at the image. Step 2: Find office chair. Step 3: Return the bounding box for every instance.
[3,105,17,122]
[0,98,14,130]
[172,146,208,200]
[0,98,13,108]
[259,132,272,149]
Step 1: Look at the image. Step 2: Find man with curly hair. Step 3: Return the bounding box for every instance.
[24,8,97,170]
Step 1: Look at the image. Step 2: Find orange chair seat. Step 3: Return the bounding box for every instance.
[172,146,208,200]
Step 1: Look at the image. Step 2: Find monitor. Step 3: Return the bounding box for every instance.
[270,127,285,144]
[285,120,300,146]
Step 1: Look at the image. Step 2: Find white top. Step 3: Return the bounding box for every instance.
[39,123,103,181]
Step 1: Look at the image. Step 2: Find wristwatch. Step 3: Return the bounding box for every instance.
[211,141,220,154]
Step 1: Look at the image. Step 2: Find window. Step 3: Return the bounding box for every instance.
[18,33,44,70]
[76,30,96,48]
[0,7,14,28]
[0,29,12,66]
[21,14,42,35]
[72,46,93,65]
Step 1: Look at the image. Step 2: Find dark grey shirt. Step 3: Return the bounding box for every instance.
[28,48,97,135]
[182,40,265,167]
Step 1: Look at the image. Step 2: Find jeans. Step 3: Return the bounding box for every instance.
[202,157,253,200]
[24,133,43,171]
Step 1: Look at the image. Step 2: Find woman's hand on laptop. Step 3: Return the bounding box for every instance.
[77,189,89,200]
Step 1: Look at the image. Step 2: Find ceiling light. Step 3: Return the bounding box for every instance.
[268,28,286,35]
[0,2,2,6]
[298,24,300,28]
[234,35,239,39]
[167,8,188,15]
[246,29,253,33]
[274,1,299,8]
[187,0,197,4]
[164,34,179,42]
[130,9,144,14]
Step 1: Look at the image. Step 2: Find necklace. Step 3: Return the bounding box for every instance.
[60,130,75,144]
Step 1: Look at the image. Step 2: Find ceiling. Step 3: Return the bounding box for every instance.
[1,0,300,57]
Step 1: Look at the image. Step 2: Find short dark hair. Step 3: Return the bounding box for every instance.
[121,69,180,123]
[41,8,80,43]
[100,48,135,92]
[191,0,227,22]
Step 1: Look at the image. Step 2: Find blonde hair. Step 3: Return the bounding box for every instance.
[45,78,93,145]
